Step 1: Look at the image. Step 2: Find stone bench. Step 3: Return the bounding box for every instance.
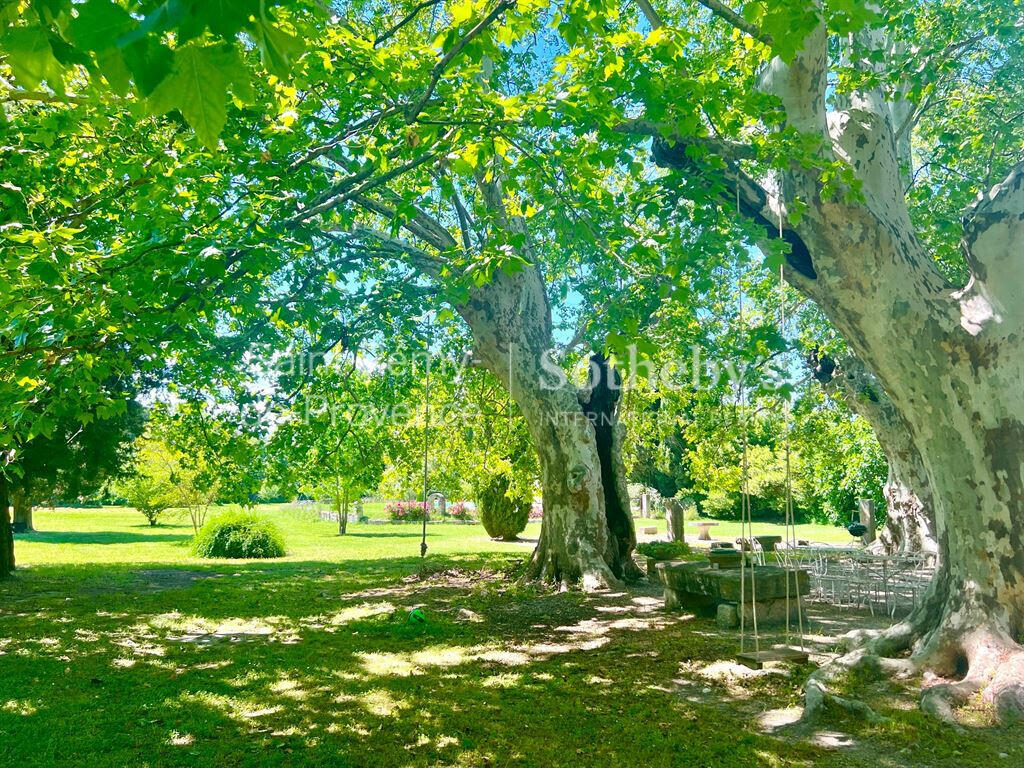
[656,561,810,629]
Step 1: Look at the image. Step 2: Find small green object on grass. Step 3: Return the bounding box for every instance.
[408,608,427,624]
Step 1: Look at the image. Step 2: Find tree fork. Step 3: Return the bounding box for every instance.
[578,353,641,581]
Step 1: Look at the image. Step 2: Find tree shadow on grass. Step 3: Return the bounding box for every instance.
[0,561,812,767]
[14,530,193,545]
[0,558,1017,768]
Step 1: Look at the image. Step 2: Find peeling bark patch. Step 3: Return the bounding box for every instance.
[965,338,999,377]
[985,419,1024,594]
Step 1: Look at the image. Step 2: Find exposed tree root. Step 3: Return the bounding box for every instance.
[988,648,1024,722]
[801,647,914,725]
[799,587,1024,729]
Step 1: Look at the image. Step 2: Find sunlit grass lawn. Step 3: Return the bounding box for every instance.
[12,504,540,568]
[1,506,1015,767]
[12,506,856,572]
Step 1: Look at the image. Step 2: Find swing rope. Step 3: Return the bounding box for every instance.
[738,259,760,654]
[737,188,807,658]
[779,260,806,651]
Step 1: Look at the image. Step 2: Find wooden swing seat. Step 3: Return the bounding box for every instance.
[735,647,809,669]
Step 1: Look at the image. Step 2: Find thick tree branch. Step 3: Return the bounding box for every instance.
[320,227,443,276]
[375,188,458,250]
[758,10,828,139]
[353,194,456,252]
[614,118,757,161]
[405,0,513,124]
[287,106,402,172]
[635,0,663,29]
[696,0,771,45]
[961,160,1024,325]
[636,0,770,45]
[449,184,476,251]
[651,137,818,283]
[290,138,448,224]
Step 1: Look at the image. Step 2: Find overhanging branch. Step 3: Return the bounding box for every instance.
[650,137,817,281]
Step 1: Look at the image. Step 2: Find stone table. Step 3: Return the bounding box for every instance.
[754,535,783,552]
[656,561,810,629]
[690,521,719,541]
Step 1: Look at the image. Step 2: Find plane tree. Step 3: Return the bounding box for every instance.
[548,0,1024,721]
[2,0,671,587]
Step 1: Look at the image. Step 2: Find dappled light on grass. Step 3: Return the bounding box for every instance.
[2,699,38,716]
[2,508,1022,767]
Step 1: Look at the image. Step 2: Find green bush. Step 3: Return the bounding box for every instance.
[478,472,530,541]
[193,510,286,559]
[635,540,691,561]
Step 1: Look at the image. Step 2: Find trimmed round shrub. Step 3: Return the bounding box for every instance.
[193,511,286,559]
[478,473,530,541]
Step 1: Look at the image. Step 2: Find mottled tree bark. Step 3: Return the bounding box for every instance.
[349,161,638,589]
[828,355,937,556]
[655,10,1024,720]
[459,264,639,589]
[768,23,1024,722]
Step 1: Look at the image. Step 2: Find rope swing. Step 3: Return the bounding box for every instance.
[737,259,759,654]
[779,263,806,652]
[736,203,807,665]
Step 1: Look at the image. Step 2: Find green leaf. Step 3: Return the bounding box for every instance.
[121,38,174,95]
[27,259,61,285]
[117,0,189,48]
[450,0,475,25]
[195,0,260,39]
[252,18,302,78]
[147,44,232,149]
[0,26,64,91]
[68,0,136,53]
[96,48,132,95]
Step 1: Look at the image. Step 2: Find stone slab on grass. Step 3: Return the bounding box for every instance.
[657,561,809,623]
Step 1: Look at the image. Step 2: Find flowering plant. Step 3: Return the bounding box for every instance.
[447,502,473,520]
[386,500,428,522]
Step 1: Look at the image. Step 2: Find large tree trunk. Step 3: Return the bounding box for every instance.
[458,266,639,589]
[765,29,1024,720]
[787,131,1024,724]
[878,466,935,558]
[11,492,33,534]
[0,474,13,577]
[655,15,1024,721]
[827,355,937,556]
